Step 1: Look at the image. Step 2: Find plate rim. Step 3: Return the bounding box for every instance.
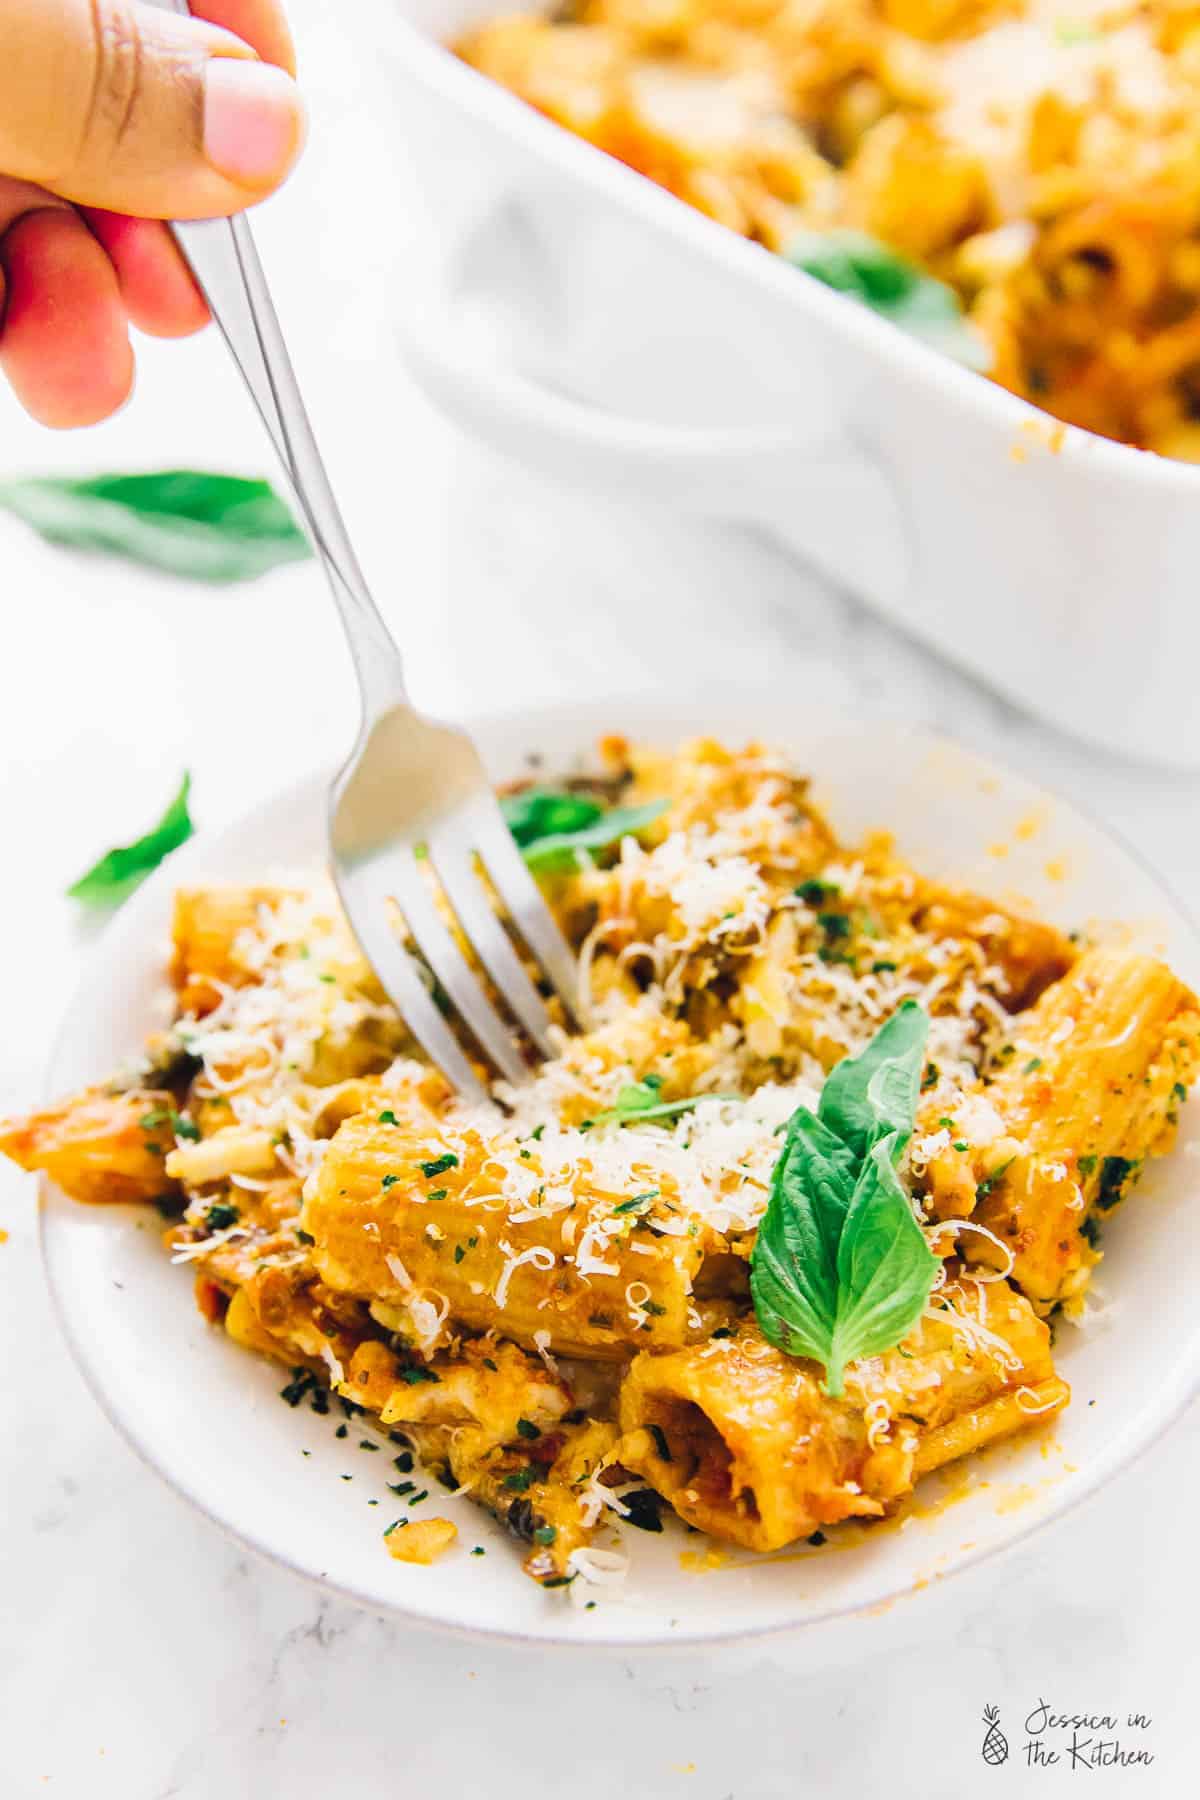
[37,694,1200,1647]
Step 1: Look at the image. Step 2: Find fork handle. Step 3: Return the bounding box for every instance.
[170,208,407,708]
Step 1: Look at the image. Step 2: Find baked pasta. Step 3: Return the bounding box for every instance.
[4,738,1196,1589]
[455,0,1200,456]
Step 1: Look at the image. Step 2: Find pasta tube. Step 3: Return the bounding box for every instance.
[617,1277,1065,1552]
[925,948,1200,1308]
[303,1113,710,1359]
[0,1087,179,1205]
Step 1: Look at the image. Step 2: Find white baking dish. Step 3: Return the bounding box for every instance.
[374,0,1200,767]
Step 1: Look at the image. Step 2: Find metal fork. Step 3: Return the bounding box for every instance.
[156,9,578,1103]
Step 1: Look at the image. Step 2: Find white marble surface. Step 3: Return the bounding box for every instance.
[1,4,1198,1794]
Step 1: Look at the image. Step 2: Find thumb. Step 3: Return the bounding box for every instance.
[0,0,306,219]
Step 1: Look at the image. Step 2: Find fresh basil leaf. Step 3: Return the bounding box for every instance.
[817,998,929,1162]
[610,1073,663,1111]
[0,470,309,582]
[593,1092,736,1127]
[749,1108,859,1364]
[521,799,669,871]
[500,789,605,847]
[750,1004,937,1394]
[826,1134,939,1394]
[592,1072,737,1126]
[787,230,990,371]
[67,773,194,905]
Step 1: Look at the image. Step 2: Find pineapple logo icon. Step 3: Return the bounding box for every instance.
[981,1705,1009,1766]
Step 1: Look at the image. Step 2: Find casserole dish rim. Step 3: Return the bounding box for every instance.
[383,0,1200,490]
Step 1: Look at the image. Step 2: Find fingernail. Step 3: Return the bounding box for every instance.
[203,58,305,189]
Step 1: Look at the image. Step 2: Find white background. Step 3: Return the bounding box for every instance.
[1,1,1197,1793]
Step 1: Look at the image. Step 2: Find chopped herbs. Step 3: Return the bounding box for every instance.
[419,1153,458,1179]
[620,1489,664,1533]
[1096,1155,1138,1212]
[795,878,838,906]
[381,1174,399,1190]
[204,1200,239,1231]
[1078,1154,1098,1178]
[502,1467,535,1492]
[471,1546,486,1556]
[533,1524,557,1546]
[1024,1058,1044,1074]
[613,1189,660,1214]
[516,1418,541,1440]
[295,1228,315,1246]
[378,1110,399,1125]
[1080,1214,1103,1248]
[975,1158,1015,1201]
[162,1111,201,1141]
[807,1530,827,1547]
[393,1452,414,1473]
[454,1245,466,1263]
[279,1369,318,1408]
[647,1423,673,1462]
[427,1188,448,1202]
[541,1575,576,1589]
[399,1366,441,1385]
[383,1519,407,1537]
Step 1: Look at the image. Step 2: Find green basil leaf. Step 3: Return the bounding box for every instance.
[520,799,669,871]
[749,1108,858,1363]
[826,1134,939,1394]
[0,470,309,582]
[787,230,990,371]
[817,998,929,1162]
[67,772,194,905]
[750,1004,937,1394]
[500,789,605,848]
[592,1088,738,1127]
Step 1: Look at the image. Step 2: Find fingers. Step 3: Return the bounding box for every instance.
[0,0,306,219]
[0,209,133,428]
[82,211,209,338]
[189,0,297,76]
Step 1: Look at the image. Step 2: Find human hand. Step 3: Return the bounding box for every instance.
[0,1,305,427]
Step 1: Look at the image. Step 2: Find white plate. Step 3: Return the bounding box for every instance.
[39,692,1200,1646]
